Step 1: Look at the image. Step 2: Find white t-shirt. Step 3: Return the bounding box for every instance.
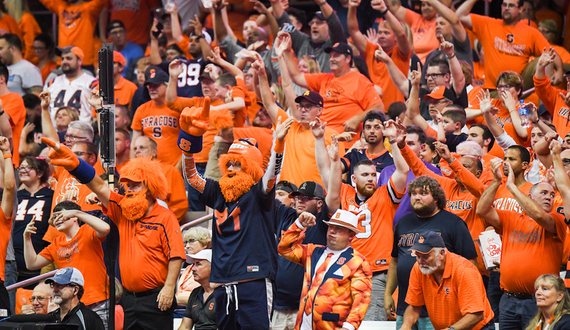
[44,73,98,123]
[8,59,42,96]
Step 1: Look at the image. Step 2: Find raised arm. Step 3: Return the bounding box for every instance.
[0,101,12,147]
[0,137,14,217]
[23,217,52,270]
[551,140,570,223]
[406,66,429,131]
[166,59,183,103]
[311,118,332,189]
[62,209,111,238]
[347,0,368,54]
[254,54,281,123]
[501,91,528,140]
[383,120,409,192]
[252,1,279,38]
[373,0,410,56]
[425,0,466,42]
[189,15,214,60]
[149,19,164,66]
[375,45,410,97]
[455,0,477,30]
[39,92,58,142]
[437,142,485,198]
[475,158,503,230]
[505,163,557,234]
[262,116,293,193]
[212,0,232,43]
[170,3,184,43]
[439,38,465,95]
[277,32,308,88]
[278,55,300,119]
[180,100,211,194]
[478,89,506,139]
[385,0,407,23]
[325,135,342,211]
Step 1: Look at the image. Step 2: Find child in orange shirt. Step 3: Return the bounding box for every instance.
[23,201,110,319]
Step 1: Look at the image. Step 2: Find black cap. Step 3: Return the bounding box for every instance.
[107,20,125,32]
[324,42,352,57]
[295,90,323,107]
[276,181,298,194]
[144,66,169,85]
[200,72,215,82]
[313,11,326,21]
[408,230,445,254]
[290,181,325,199]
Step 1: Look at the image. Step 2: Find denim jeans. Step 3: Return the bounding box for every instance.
[3,260,17,314]
[364,271,388,321]
[396,314,435,330]
[499,293,537,330]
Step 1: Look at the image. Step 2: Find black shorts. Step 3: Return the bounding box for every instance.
[122,288,175,330]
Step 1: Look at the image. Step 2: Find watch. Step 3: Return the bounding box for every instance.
[449,327,456,330]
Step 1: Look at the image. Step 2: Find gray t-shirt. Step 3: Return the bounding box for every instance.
[8,60,42,96]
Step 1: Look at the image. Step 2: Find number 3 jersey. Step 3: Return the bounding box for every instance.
[44,73,98,123]
[13,187,53,271]
[340,178,404,272]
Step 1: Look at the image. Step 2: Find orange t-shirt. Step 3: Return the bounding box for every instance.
[340,178,404,272]
[553,45,570,64]
[470,14,550,89]
[230,78,251,128]
[132,101,183,167]
[103,190,186,292]
[246,91,261,124]
[1,92,26,166]
[406,253,494,330]
[110,0,161,46]
[19,13,41,63]
[304,71,383,147]
[363,40,410,108]
[166,96,225,163]
[114,76,138,109]
[39,225,108,305]
[404,10,438,65]
[159,161,188,222]
[496,209,566,294]
[493,180,533,214]
[534,76,570,138]
[0,208,12,281]
[233,126,273,170]
[34,60,58,84]
[0,14,22,40]
[39,0,107,66]
[277,108,344,187]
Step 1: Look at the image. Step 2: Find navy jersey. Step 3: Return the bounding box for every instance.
[274,201,328,310]
[200,179,277,283]
[13,187,53,271]
[160,57,204,98]
[391,209,477,316]
[341,148,394,186]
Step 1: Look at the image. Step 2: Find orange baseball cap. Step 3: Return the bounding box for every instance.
[113,51,126,67]
[55,46,84,60]
[227,138,263,168]
[423,85,455,101]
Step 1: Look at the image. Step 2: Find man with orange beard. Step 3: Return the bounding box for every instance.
[179,98,293,330]
[40,137,185,330]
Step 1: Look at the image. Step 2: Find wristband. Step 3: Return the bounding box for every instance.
[69,158,96,184]
[532,119,540,124]
[380,8,389,15]
[3,153,11,159]
[178,130,204,154]
[0,110,4,116]
[446,52,456,60]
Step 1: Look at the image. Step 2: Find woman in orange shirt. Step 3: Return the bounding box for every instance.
[31,34,58,84]
[4,0,41,63]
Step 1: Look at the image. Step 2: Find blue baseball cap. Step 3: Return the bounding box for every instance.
[45,267,85,287]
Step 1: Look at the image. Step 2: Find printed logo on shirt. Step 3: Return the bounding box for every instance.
[209,302,214,310]
[506,34,514,43]
[494,36,526,56]
[140,116,179,130]
[375,259,387,265]
[62,10,82,29]
[493,197,523,213]
[446,200,473,211]
[337,257,346,265]
[508,228,542,244]
[247,266,259,272]
[444,287,450,294]
[57,239,80,261]
[141,224,158,230]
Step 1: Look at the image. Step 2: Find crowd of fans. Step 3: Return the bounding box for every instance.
[0,0,570,329]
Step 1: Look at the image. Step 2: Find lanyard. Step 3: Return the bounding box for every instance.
[536,315,556,330]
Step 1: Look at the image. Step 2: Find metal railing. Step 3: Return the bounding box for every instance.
[181,213,213,231]
[6,270,57,292]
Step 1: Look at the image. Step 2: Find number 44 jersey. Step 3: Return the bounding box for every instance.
[44,72,98,123]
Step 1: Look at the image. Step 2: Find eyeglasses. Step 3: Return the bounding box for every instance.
[33,46,46,51]
[17,166,35,172]
[64,134,88,141]
[501,3,517,8]
[185,239,198,244]
[562,158,570,166]
[73,151,94,157]
[497,84,515,90]
[29,296,50,303]
[425,73,445,80]
[298,104,318,111]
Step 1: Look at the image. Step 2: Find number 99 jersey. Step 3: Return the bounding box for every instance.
[339,179,404,272]
[44,73,98,123]
[160,58,205,98]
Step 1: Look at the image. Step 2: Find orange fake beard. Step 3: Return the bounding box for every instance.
[119,190,149,221]
[219,171,255,203]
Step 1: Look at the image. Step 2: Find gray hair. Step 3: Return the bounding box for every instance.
[68,120,94,142]
[456,141,483,158]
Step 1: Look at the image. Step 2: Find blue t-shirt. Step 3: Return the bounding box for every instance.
[274,201,328,310]
[119,42,144,78]
[341,148,394,186]
[391,209,478,316]
[200,179,277,283]
[378,161,442,225]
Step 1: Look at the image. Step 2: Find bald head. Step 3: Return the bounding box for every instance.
[134,136,158,159]
[31,283,53,314]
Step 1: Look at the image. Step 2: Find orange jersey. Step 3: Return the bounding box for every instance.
[496,210,566,294]
[0,208,12,281]
[304,71,383,147]
[404,10,438,64]
[166,97,225,163]
[493,180,533,214]
[470,14,550,89]
[233,126,273,170]
[103,191,186,292]
[230,78,251,128]
[277,108,344,187]
[39,225,108,305]
[39,0,107,66]
[363,41,410,107]
[534,76,570,138]
[340,178,404,272]
[1,93,25,166]
[109,0,161,46]
[19,13,41,63]
[132,101,183,167]
[0,14,22,40]
[159,161,188,222]
[406,253,494,330]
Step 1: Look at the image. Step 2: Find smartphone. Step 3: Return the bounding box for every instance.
[152,22,164,38]
[281,25,295,33]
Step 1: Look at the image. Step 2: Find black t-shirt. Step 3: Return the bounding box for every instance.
[183,286,217,330]
[445,132,468,152]
[391,209,478,316]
